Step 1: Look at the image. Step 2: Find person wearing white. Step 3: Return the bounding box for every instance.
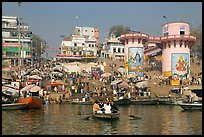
[104,102,112,114]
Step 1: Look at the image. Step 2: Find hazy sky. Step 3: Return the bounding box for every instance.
[2,2,202,58]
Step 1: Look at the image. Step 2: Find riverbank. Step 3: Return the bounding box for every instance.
[46,58,202,103]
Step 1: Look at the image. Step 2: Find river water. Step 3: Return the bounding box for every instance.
[2,104,202,135]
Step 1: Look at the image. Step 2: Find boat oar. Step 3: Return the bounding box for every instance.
[129,114,142,120]
[81,114,92,120]
[84,115,91,120]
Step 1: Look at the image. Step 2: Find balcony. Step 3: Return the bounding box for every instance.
[160,35,196,42]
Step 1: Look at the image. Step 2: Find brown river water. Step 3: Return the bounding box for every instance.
[2,104,202,135]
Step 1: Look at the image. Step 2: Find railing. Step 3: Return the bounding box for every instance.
[160,35,196,40]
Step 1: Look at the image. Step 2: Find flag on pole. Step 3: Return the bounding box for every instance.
[163,16,166,18]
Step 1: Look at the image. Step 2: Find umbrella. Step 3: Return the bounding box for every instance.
[29,75,42,80]
[29,69,41,75]
[3,84,18,90]
[54,80,67,85]
[23,68,35,75]
[111,79,123,85]
[118,81,129,89]
[29,85,41,92]
[2,86,9,92]
[2,73,13,80]
[2,87,17,96]
[20,84,36,92]
[136,80,148,88]
[101,72,112,78]
[51,71,63,76]
[118,67,126,73]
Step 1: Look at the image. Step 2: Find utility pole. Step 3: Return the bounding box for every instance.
[17,18,21,80]
[194,53,197,79]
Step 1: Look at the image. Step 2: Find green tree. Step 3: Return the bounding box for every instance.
[31,34,48,62]
[190,24,202,57]
[109,25,130,37]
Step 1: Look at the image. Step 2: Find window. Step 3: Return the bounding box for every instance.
[180,31,185,35]
[89,44,91,47]
[118,48,121,53]
[92,44,94,47]
[180,26,185,35]
[164,32,168,36]
[163,26,168,32]
[122,48,124,53]
[73,52,76,55]
[74,43,77,46]
[113,48,116,53]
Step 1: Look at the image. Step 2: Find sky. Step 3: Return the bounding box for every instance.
[2,2,202,58]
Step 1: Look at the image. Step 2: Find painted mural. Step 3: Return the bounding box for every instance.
[128,47,144,77]
[171,53,189,77]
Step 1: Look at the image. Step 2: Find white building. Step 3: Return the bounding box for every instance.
[57,27,99,62]
[102,32,125,60]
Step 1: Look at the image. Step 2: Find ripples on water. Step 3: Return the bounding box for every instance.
[2,104,202,135]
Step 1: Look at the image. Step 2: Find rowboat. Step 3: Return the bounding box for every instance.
[17,96,43,109]
[2,102,28,110]
[71,100,93,105]
[114,98,131,105]
[131,99,159,105]
[92,112,120,120]
[179,101,202,111]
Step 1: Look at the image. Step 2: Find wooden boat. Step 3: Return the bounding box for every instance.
[71,100,93,105]
[2,102,28,110]
[158,97,184,105]
[179,101,202,110]
[131,99,159,105]
[114,98,131,105]
[17,96,43,109]
[92,112,120,120]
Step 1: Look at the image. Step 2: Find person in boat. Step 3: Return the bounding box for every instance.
[93,100,103,114]
[103,100,112,114]
[109,100,119,113]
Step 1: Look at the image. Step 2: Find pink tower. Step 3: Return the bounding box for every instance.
[160,22,196,78]
[120,31,149,78]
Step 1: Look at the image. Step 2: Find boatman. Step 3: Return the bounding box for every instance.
[93,100,103,114]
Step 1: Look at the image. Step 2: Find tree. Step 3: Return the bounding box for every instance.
[109,25,130,37]
[31,34,48,63]
[190,24,202,57]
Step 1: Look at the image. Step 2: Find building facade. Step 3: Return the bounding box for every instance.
[160,22,196,78]
[57,26,99,62]
[101,32,125,60]
[2,16,32,68]
[119,22,196,79]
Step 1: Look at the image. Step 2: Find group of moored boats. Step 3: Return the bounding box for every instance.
[2,96,44,110]
[69,96,202,112]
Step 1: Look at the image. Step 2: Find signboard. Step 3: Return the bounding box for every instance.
[172,53,189,77]
[128,47,144,77]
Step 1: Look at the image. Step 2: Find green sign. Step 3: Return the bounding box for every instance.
[2,47,30,52]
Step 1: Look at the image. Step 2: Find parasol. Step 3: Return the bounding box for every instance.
[29,75,42,80]
[118,81,129,89]
[111,79,123,85]
[135,80,148,88]
[118,67,126,73]
[20,84,36,92]
[29,85,41,92]
[101,72,112,78]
